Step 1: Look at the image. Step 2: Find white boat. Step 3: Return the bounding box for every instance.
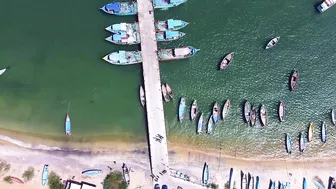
[0,68,7,76]
[265,37,280,49]
[332,109,336,126]
[317,0,336,13]
[197,113,203,134]
[139,86,145,107]
[222,100,230,120]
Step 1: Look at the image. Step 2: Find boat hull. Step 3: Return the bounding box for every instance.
[82,169,103,176]
[190,100,198,121]
[161,84,170,102]
[42,164,49,186]
[244,101,251,123]
[153,0,187,9]
[259,105,268,126]
[299,132,306,152]
[197,113,203,134]
[207,115,214,135]
[278,101,285,122]
[308,122,314,142]
[286,134,292,154]
[178,97,186,122]
[212,103,219,123]
[250,107,257,126]
[157,46,199,61]
[222,100,230,120]
[290,71,298,91]
[140,86,145,107]
[65,114,71,136]
[165,83,173,100]
[102,51,143,65]
[321,121,326,143]
[265,37,280,49]
[100,2,138,16]
[332,109,336,126]
[202,163,209,185]
[220,52,234,70]
[317,0,336,13]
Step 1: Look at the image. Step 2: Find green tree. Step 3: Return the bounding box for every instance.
[103,171,128,189]
[0,161,11,173]
[209,183,218,189]
[22,166,35,182]
[3,176,12,184]
[48,171,64,189]
[224,181,229,189]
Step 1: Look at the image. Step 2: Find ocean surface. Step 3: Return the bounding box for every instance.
[0,0,335,159]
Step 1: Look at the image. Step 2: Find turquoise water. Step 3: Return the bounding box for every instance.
[0,0,336,158]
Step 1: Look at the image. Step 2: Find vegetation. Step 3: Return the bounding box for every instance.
[0,161,11,173]
[22,166,35,182]
[3,176,13,184]
[224,181,229,189]
[48,171,64,189]
[103,171,128,189]
[209,183,219,189]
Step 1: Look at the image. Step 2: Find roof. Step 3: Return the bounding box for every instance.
[113,34,121,41]
[167,19,180,28]
[66,182,82,189]
[81,183,96,189]
[106,3,120,13]
[112,23,127,31]
[174,47,190,56]
[165,31,178,39]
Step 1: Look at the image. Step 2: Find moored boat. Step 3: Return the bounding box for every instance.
[0,68,7,76]
[10,176,24,184]
[317,0,336,13]
[42,164,49,186]
[256,176,260,189]
[222,100,230,120]
[105,31,140,45]
[165,83,173,100]
[122,163,130,185]
[82,169,103,176]
[303,178,308,189]
[321,121,326,143]
[105,22,139,33]
[157,46,199,61]
[161,84,170,102]
[332,109,336,126]
[290,71,298,91]
[65,114,71,136]
[259,105,268,126]
[299,132,306,152]
[100,2,138,16]
[244,101,251,124]
[202,163,209,185]
[178,97,186,122]
[286,134,292,154]
[248,174,254,189]
[156,31,185,42]
[308,122,314,142]
[197,113,203,134]
[155,19,189,31]
[250,106,257,126]
[102,50,142,65]
[139,86,145,107]
[265,37,280,49]
[278,101,285,122]
[219,52,234,70]
[190,100,198,121]
[207,115,215,135]
[212,103,219,124]
[241,172,248,189]
[153,0,187,9]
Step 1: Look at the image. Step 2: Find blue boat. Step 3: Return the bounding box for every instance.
[321,121,326,143]
[65,114,71,136]
[286,134,292,154]
[82,169,103,176]
[178,97,186,122]
[156,31,185,42]
[153,0,187,9]
[207,115,214,135]
[279,182,285,189]
[100,2,138,16]
[202,163,209,185]
[303,178,307,189]
[42,164,49,186]
[270,180,275,189]
[105,31,140,45]
[256,176,260,189]
[299,132,306,152]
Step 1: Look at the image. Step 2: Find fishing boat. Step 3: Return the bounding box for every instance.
[278,101,285,122]
[222,100,230,120]
[244,101,251,124]
[161,84,170,102]
[321,121,326,143]
[102,50,142,65]
[202,163,209,185]
[10,176,24,184]
[178,97,186,122]
[308,122,314,142]
[100,2,138,16]
[207,115,215,135]
[219,52,234,70]
[82,169,103,176]
[241,172,248,189]
[299,132,306,152]
[290,71,298,91]
[42,164,49,186]
[156,31,185,42]
[105,22,139,33]
[248,174,254,189]
[157,46,199,61]
[190,100,198,121]
[303,178,308,189]
[265,37,280,49]
[65,114,71,136]
[255,176,260,189]
[229,168,237,189]
[139,86,145,107]
[286,134,292,154]
[259,105,268,126]
[250,107,257,126]
[165,83,173,100]
[332,109,336,126]
[197,113,203,134]
[212,102,219,124]
[0,68,7,76]
[317,0,336,13]
[105,31,140,45]
[155,19,189,31]
[122,163,130,185]
[153,0,187,9]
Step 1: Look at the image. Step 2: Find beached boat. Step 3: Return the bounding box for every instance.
[299,132,306,152]
[244,101,251,124]
[222,100,230,120]
[0,68,7,76]
[207,115,215,135]
[156,31,185,42]
[139,86,145,107]
[332,109,336,126]
[202,163,209,185]
[312,176,326,189]
[197,113,203,134]
[250,107,257,126]
[317,0,336,13]
[286,134,292,154]
[265,37,280,49]
[100,2,138,16]
[248,174,254,189]
[122,163,130,185]
[241,172,248,189]
[10,176,24,184]
[219,52,234,70]
[153,0,187,9]
[229,168,237,189]
[321,121,326,143]
[155,19,189,31]
[161,84,170,102]
[330,177,336,189]
[102,50,142,65]
[259,105,268,126]
[212,102,219,124]
[279,182,284,189]
[278,101,285,122]
[65,114,71,136]
[82,169,103,176]
[157,46,199,61]
[42,164,49,186]
[178,97,186,122]
[105,31,140,45]
[290,71,298,91]
[190,100,198,121]
[308,122,314,142]
[255,176,260,189]
[105,22,139,33]
[303,178,308,189]
[165,83,173,100]
[270,181,275,189]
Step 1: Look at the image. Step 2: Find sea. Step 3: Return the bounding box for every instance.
[0,0,335,159]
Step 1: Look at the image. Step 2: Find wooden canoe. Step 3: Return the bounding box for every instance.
[219,52,234,70]
[165,83,173,100]
[207,115,214,135]
[212,102,219,124]
[321,121,326,143]
[308,122,314,142]
[259,105,268,126]
[265,37,280,49]
[290,71,298,91]
[244,101,251,123]
[250,107,257,126]
[139,86,145,107]
[197,113,203,134]
[161,84,170,102]
[286,134,292,154]
[190,100,198,121]
[221,100,230,120]
[278,101,285,122]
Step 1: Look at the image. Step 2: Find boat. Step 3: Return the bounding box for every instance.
[207,115,215,135]
[317,0,336,13]
[312,176,326,189]
[178,97,186,122]
[157,46,199,61]
[105,31,140,45]
[255,176,260,189]
[102,50,142,65]
[165,83,173,100]
[0,68,7,76]
[299,132,306,152]
[250,107,257,126]
[229,168,237,189]
[278,101,285,122]
[153,0,187,9]
[308,122,314,142]
[100,2,138,16]
[303,178,308,189]
[139,86,145,107]
[197,113,203,134]
[161,84,170,102]
[265,37,280,49]
[156,31,185,42]
[42,164,49,186]
[248,174,254,189]
[241,172,248,189]
[286,134,292,154]
[10,176,24,184]
[321,121,326,143]
[82,169,103,176]
[330,177,336,189]
[155,19,189,31]
[222,100,230,120]
[279,182,284,189]
[332,109,336,126]
[190,100,198,121]
[202,163,209,185]
[284,182,291,189]
[219,52,234,70]
[65,114,71,136]
[290,71,298,91]
[270,181,275,189]
[122,163,130,185]
[259,105,268,126]
[105,22,139,33]
[244,101,251,124]
[212,102,219,124]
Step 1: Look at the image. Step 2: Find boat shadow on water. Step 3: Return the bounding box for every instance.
[241,100,249,124]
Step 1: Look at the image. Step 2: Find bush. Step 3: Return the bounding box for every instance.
[224,181,229,189]
[0,161,11,173]
[209,183,219,189]
[22,167,35,182]
[3,176,12,184]
[48,171,64,189]
[103,171,128,189]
